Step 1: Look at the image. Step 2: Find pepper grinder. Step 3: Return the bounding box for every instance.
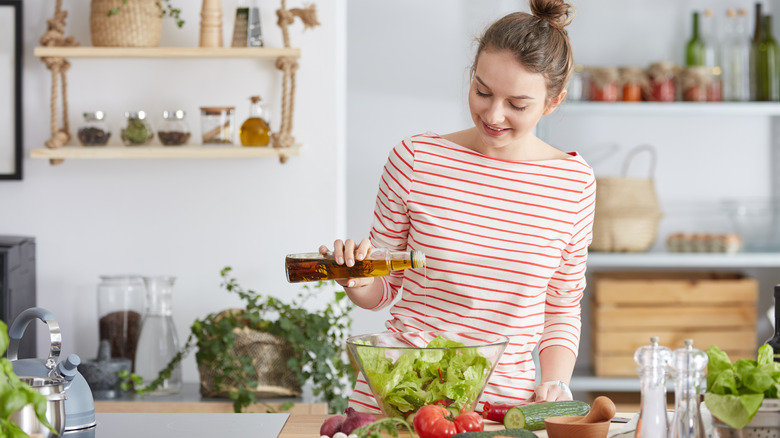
[200,0,223,47]
[669,339,708,438]
[634,336,672,438]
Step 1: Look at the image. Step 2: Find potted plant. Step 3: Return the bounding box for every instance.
[123,267,357,414]
[90,0,184,47]
[0,320,57,437]
[705,344,780,433]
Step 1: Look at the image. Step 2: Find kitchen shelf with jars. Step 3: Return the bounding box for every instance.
[31,0,317,164]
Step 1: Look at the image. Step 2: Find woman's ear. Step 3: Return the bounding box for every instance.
[543,90,567,115]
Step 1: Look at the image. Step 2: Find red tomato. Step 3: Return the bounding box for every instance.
[453,411,484,433]
[413,405,484,438]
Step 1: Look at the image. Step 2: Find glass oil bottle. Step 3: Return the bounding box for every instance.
[285,248,426,283]
[239,95,270,147]
[634,336,671,438]
[669,339,708,438]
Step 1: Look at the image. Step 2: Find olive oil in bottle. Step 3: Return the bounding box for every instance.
[239,95,270,146]
[285,248,426,283]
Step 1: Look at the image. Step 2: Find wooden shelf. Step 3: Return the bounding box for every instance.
[29,144,301,160]
[33,46,301,59]
[555,101,780,116]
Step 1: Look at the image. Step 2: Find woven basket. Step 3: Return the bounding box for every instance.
[198,325,302,399]
[90,0,163,47]
[591,145,663,252]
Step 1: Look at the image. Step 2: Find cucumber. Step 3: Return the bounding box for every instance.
[451,428,538,438]
[502,400,590,431]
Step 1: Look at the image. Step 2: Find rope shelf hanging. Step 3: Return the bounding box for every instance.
[39,0,79,166]
[273,0,319,163]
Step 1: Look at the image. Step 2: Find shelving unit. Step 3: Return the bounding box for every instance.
[31,47,302,161]
[555,101,780,116]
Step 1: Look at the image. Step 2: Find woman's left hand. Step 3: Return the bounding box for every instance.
[530,380,573,402]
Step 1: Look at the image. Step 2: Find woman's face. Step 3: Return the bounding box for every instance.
[468,49,562,157]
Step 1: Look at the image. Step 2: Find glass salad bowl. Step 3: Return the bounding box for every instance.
[346,331,508,419]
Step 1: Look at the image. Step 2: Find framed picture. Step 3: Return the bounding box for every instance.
[0,0,21,180]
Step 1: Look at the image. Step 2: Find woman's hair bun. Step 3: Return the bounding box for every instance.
[530,0,574,30]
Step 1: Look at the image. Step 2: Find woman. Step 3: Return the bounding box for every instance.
[326,0,595,412]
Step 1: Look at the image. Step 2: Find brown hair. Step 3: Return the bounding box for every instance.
[472,0,575,100]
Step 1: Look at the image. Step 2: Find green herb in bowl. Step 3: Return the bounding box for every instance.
[704,343,780,429]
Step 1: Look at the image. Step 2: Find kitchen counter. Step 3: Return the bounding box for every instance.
[278,415,633,438]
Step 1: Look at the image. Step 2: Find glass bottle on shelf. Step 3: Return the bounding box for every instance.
[157,110,191,146]
[722,8,751,101]
[686,11,706,67]
[751,3,764,100]
[285,248,426,283]
[669,339,708,438]
[764,284,780,362]
[634,336,672,438]
[97,275,145,371]
[134,276,182,395]
[77,111,111,146]
[702,9,722,101]
[121,110,154,146]
[240,95,271,147]
[753,14,780,101]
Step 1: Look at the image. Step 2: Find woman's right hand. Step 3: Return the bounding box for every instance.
[319,238,376,288]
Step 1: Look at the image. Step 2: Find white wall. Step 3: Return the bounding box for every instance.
[2,0,346,386]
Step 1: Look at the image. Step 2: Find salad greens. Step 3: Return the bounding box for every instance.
[704,344,780,429]
[356,335,493,418]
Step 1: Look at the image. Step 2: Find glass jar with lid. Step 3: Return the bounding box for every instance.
[158,110,191,146]
[77,111,111,146]
[121,110,154,146]
[200,106,236,144]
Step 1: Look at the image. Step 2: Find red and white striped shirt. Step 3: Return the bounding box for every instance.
[349,132,596,413]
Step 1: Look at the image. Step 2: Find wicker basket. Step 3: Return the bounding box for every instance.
[591,145,663,252]
[198,326,302,399]
[90,0,162,47]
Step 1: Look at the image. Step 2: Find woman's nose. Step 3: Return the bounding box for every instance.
[483,101,505,125]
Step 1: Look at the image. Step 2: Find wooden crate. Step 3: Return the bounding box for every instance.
[591,271,758,377]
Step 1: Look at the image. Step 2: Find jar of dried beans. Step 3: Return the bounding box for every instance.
[158,110,191,146]
[77,111,111,146]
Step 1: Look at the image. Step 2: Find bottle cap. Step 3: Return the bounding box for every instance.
[634,336,672,370]
[669,339,708,376]
[163,110,186,120]
[84,110,105,121]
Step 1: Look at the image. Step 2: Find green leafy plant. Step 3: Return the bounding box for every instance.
[123,267,356,414]
[705,344,780,429]
[108,0,185,28]
[0,320,56,438]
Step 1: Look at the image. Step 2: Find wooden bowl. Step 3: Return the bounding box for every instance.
[544,416,610,438]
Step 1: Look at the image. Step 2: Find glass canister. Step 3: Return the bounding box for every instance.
[618,66,647,102]
[97,275,145,371]
[77,111,111,146]
[200,106,236,144]
[680,66,710,102]
[121,110,154,146]
[566,64,588,101]
[134,276,182,395]
[158,110,191,146]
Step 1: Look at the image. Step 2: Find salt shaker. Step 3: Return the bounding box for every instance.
[634,336,672,438]
[669,339,708,438]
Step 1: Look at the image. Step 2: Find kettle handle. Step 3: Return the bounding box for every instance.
[7,307,61,371]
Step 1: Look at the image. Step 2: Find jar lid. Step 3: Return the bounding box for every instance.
[200,106,235,114]
[84,110,105,121]
[250,95,262,103]
[125,110,147,120]
[163,110,186,120]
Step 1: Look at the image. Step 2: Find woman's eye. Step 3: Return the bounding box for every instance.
[510,103,527,111]
[475,89,490,97]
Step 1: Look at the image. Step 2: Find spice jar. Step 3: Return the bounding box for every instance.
[121,111,154,146]
[680,66,710,102]
[566,64,588,101]
[646,61,678,102]
[77,111,111,146]
[158,110,191,146]
[200,106,236,144]
[588,67,619,102]
[619,66,647,102]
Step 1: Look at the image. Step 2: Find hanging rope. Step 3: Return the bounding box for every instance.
[39,0,79,165]
[273,0,319,163]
